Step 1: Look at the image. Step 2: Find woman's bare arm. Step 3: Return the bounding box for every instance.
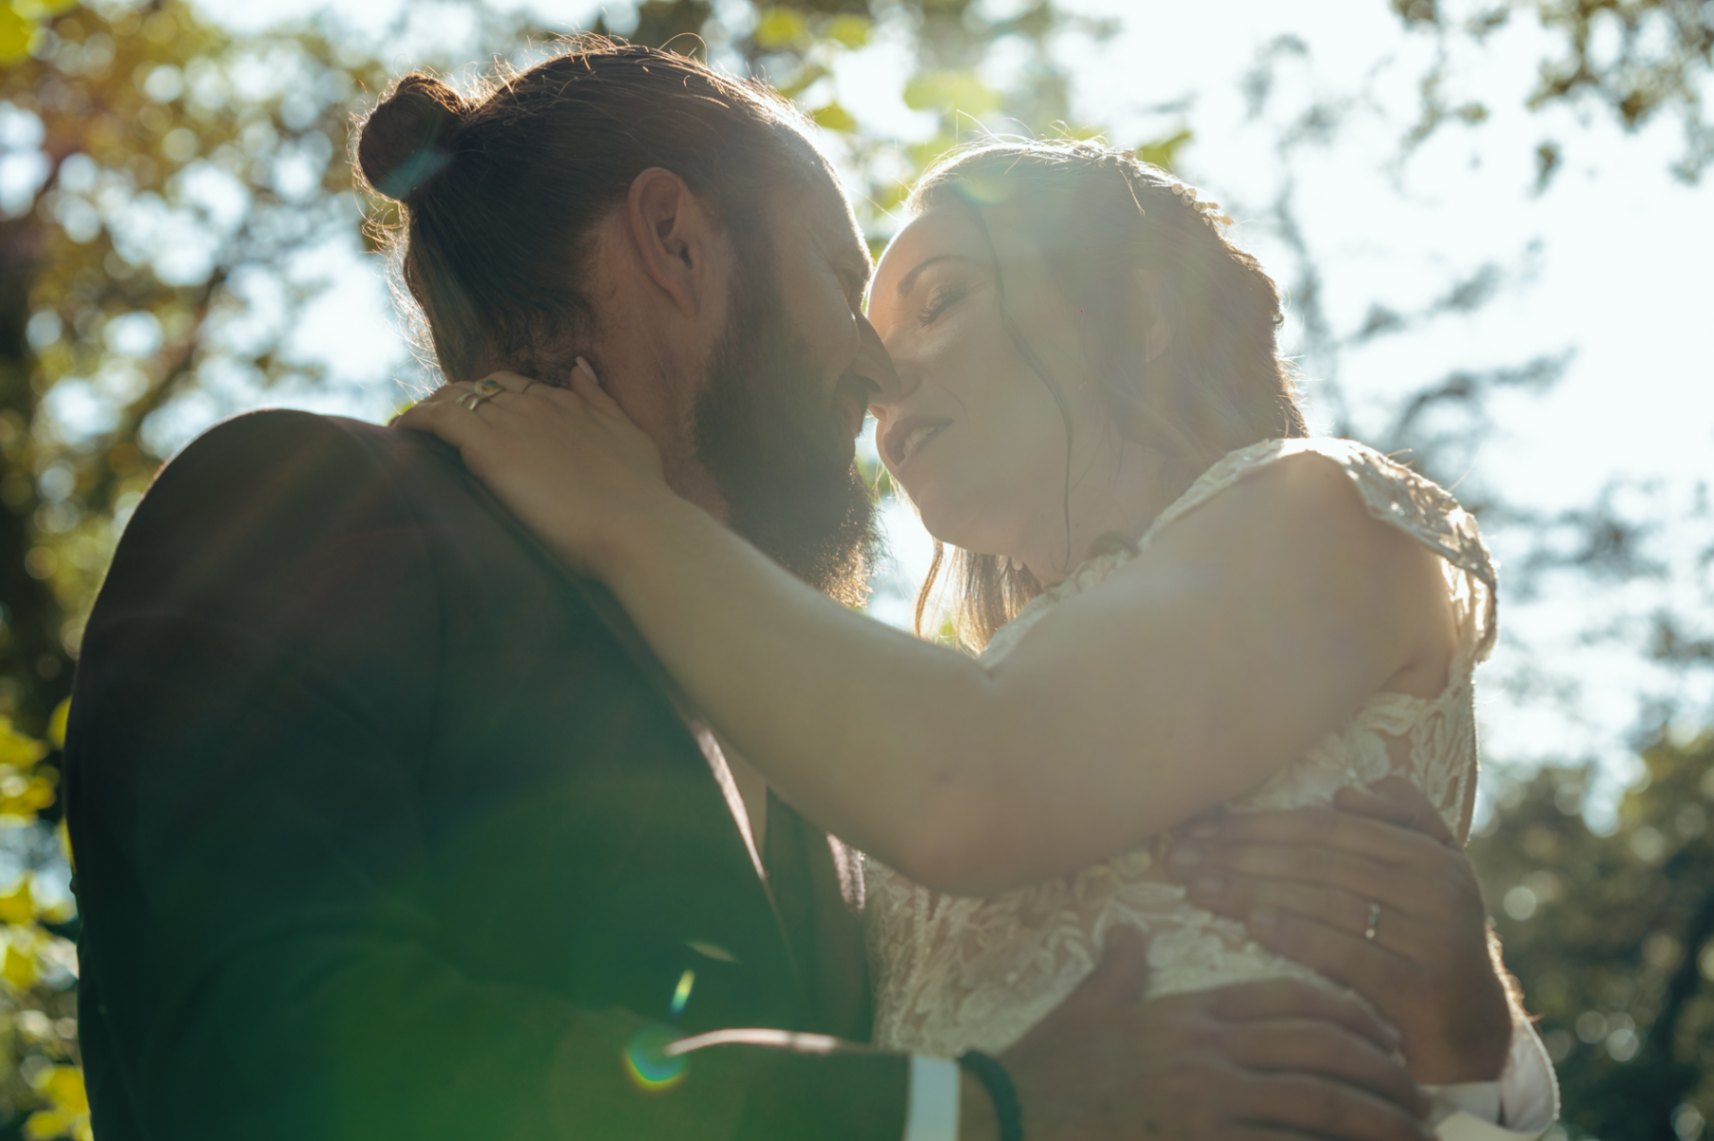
[400,375,1452,894]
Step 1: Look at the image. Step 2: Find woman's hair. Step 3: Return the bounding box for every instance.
[356,36,826,382]
[905,139,1308,648]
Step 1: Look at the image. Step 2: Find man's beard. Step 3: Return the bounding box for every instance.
[693,266,880,609]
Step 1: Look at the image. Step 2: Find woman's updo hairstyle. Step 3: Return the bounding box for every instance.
[906,139,1309,647]
[357,36,827,382]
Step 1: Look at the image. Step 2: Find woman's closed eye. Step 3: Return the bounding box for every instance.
[919,281,968,327]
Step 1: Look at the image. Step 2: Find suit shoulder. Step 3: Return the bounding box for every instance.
[146,409,470,523]
[111,411,431,586]
[157,409,389,491]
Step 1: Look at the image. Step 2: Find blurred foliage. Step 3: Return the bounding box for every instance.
[1387,0,1714,183]
[1472,729,1714,1140]
[0,0,1710,1137]
[0,711,82,1140]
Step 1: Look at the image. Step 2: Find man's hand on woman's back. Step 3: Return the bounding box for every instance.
[980,926,1432,1141]
[1171,777,1513,1084]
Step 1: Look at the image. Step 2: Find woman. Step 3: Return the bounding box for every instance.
[401,140,1497,1073]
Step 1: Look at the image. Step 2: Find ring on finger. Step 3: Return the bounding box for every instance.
[1363,900,1382,942]
[458,376,506,412]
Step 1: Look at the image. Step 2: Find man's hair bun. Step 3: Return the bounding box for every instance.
[358,74,467,202]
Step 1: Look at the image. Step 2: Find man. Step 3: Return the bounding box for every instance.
[63,37,1552,1141]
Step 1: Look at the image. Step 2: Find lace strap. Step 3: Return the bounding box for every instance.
[1140,438,1498,665]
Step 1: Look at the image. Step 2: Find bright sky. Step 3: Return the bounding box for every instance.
[179,0,1714,817]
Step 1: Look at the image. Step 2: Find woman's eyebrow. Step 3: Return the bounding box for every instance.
[895,253,978,297]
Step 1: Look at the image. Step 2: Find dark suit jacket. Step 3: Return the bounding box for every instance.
[64,409,905,1140]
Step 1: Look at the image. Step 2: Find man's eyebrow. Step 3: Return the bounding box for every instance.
[895,254,977,297]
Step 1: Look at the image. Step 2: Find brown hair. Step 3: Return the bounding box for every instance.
[356,36,827,382]
[906,139,1309,648]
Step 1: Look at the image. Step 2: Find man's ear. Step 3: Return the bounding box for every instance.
[625,167,721,319]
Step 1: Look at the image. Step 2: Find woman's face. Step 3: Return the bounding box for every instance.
[867,205,1108,559]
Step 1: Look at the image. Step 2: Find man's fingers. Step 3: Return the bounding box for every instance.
[1187,874,1364,931]
[1182,808,1421,865]
[1227,1021,1428,1117]
[1070,925,1150,1009]
[1335,779,1457,845]
[1172,841,1408,904]
[1202,978,1401,1055]
[1243,908,1415,1002]
[1186,873,1441,960]
[1235,1075,1431,1141]
[393,385,489,445]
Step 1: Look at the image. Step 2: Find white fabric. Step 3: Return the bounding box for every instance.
[1429,1014,1557,1137]
[903,1056,960,1141]
[1499,1014,1560,1133]
[1431,1081,1502,1127]
[864,438,1505,1063]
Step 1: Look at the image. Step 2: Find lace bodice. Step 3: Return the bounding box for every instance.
[862,438,1497,1056]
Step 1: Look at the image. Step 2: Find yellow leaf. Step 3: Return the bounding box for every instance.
[0,716,48,769]
[1,773,57,819]
[47,698,70,750]
[3,940,41,989]
[23,1108,75,1141]
[41,1067,90,1116]
[0,5,36,65]
[0,877,36,925]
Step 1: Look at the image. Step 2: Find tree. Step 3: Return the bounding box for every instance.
[1387,0,1714,183]
[1471,728,1714,1139]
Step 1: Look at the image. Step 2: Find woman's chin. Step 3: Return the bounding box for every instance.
[914,494,1008,559]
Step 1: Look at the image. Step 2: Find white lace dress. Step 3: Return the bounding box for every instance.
[863,437,1498,1056]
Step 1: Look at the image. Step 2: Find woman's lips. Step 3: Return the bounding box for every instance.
[883,416,951,470]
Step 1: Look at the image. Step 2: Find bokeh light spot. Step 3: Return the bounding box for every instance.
[624,1026,687,1094]
[670,969,695,1019]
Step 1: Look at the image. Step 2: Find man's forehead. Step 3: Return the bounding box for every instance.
[787,172,869,264]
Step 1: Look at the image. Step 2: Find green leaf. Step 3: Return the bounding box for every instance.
[902,70,1001,117]
[810,102,856,133]
[775,61,828,100]
[826,14,871,50]
[1136,127,1193,173]
[754,8,809,51]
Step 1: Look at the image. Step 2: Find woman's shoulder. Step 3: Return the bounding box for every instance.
[1153,438,1483,558]
[1145,435,1498,663]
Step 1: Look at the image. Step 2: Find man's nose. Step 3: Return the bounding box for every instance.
[854,315,911,409]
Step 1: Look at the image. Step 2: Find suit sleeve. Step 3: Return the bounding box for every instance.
[65,410,907,1141]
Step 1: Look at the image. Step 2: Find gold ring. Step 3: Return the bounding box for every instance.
[1363,901,1381,942]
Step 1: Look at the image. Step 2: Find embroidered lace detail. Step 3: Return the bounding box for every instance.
[863,437,1496,1056]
